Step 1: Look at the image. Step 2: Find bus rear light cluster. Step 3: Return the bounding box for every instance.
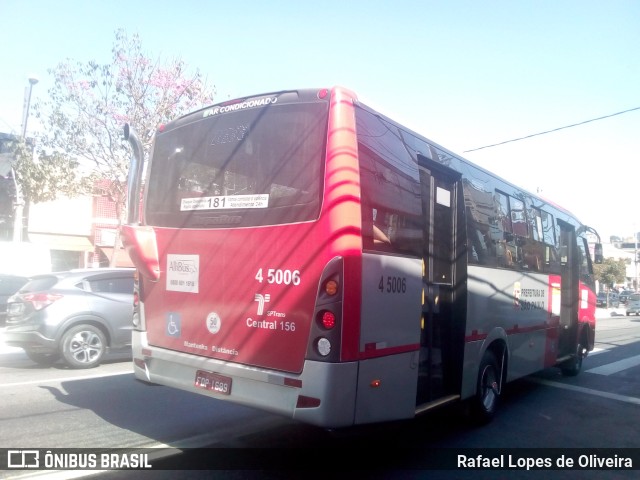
[305,257,343,362]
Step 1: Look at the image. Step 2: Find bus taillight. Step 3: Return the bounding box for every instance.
[316,338,331,357]
[316,311,336,356]
[319,311,336,329]
[132,290,140,328]
[324,279,338,296]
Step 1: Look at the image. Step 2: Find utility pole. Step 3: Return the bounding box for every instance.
[12,76,38,242]
[635,229,639,291]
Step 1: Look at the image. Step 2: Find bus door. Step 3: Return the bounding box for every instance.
[558,221,580,356]
[416,155,465,406]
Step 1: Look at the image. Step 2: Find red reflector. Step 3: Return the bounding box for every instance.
[296,395,321,408]
[141,348,152,357]
[284,377,302,388]
[320,311,336,329]
[133,358,146,369]
[317,89,329,99]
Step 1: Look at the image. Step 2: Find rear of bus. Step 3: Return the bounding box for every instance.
[122,88,366,428]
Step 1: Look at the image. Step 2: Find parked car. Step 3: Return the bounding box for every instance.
[610,292,621,307]
[596,292,620,308]
[0,274,29,326]
[626,293,640,316]
[4,268,134,368]
[619,290,635,304]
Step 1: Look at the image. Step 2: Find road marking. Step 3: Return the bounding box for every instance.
[585,354,640,375]
[530,378,640,406]
[0,370,131,388]
[586,347,606,356]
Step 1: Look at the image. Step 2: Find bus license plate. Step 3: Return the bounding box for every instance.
[195,370,232,396]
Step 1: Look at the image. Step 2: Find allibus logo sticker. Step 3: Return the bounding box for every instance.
[166,254,199,293]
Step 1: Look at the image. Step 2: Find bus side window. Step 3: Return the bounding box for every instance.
[510,197,528,238]
[372,208,392,246]
[356,107,422,258]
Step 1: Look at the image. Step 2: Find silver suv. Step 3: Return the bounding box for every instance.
[4,269,134,368]
[0,274,28,326]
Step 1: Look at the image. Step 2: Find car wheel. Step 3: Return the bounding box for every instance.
[25,350,60,366]
[60,324,107,369]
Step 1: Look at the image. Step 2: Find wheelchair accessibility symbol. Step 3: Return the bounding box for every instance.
[166,313,181,337]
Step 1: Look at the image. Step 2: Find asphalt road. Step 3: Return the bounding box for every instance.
[1,307,640,480]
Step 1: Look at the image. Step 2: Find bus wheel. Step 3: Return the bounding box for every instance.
[560,344,584,377]
[471,350,500,424]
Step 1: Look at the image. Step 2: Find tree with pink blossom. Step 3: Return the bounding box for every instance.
[12,29,215,262]
[33,28,214,202]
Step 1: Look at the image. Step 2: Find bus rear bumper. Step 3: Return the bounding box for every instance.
[132,331,358,428]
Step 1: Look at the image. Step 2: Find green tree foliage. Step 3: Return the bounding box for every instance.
[12,139,95,204]
[31,28,215,212]
[593,257,628,289]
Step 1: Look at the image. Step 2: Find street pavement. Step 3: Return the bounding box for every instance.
[0,307,627,355]
[0,327,22,354]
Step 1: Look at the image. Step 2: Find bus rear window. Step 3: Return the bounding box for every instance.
[145,102,328,228]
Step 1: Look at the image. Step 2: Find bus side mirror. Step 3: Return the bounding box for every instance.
[594,243,603,264]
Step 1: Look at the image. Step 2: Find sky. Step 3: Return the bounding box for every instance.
[1,0,638,243]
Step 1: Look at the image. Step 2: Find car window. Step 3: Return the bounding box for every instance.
[87,276,134,294]
[630,294,640,302]
[19,276,58,293]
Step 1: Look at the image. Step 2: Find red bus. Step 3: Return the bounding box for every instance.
[122,87,603,428]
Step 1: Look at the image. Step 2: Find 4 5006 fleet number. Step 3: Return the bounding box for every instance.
[255,268,301,286]
[378,275,407,293]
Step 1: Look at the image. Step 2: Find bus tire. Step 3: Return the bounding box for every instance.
[471,350,500,424]
[560,344,584,377]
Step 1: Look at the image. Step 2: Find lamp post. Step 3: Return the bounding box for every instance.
[12,76,38,242]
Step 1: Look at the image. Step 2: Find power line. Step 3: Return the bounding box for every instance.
[463,106,640,153]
